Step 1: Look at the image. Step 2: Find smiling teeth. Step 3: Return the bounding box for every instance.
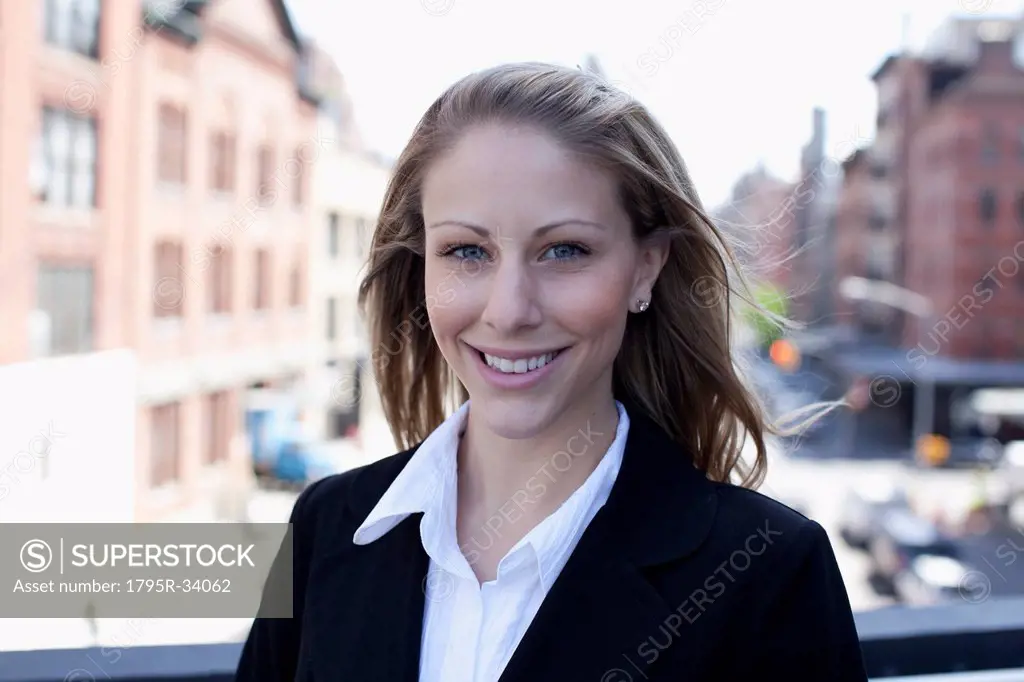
[484,351,560,374]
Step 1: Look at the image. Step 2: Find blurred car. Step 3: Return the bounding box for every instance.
[837,478,912,550]
[893,551,976,605]
[995,441,1024,526]
[867,508,966,600]
[1001,441,1024,489]
[245,389,299,477]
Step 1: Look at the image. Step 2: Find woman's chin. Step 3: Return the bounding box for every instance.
[471,399,555,441]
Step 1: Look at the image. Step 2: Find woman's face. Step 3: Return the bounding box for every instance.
[422,123,665,440]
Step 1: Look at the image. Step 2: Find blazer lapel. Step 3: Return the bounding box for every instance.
[499,407,719,681]
[309,512,428,681]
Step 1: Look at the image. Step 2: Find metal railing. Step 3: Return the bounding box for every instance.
[1,597,1023,681]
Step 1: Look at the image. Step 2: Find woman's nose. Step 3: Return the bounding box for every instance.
[479,260,543,332]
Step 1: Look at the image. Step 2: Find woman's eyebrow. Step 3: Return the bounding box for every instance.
[426,219,608,238]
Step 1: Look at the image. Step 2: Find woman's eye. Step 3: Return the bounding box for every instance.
[543,244,587,261]
[450,245,487,261]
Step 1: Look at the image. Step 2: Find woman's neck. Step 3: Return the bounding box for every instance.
[454,393,620,575]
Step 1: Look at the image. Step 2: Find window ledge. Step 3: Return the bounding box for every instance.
[152,317,184,336]
[205,313,233,325]
[32,204,100,230]
[157,183,188,198]
[145,481,183,510]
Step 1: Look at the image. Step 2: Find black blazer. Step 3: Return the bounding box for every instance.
[237,408,869,681]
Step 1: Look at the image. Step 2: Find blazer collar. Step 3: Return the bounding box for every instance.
[596,402,718,566]
[496,404,719,681]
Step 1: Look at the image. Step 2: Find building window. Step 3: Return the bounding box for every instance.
[1018,127,1024,162]
[289,261,303,308]
[290,147,305,206]
[328,213,340,257]
[254,249,271,309]
[36,107,97,207]
[209,131,236,192]
[979,188,997,225]
[43,0,100,58]
[203,391,230,464]
[157,103,188,185]
[153,240,185,318]
[150,402,180,487]
[207,243,232,314]
[975,271,998,304]
[981,123,999,164]
[256,145,274,207]
[36,263,94,356]
[326,297,337,340]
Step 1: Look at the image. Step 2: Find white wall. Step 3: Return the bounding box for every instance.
[0,349,137,523]
[306,112,393,443]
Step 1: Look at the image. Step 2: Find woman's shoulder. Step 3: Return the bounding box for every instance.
[692,479,844,603]
[708,478,821,545]
[694,482,866,678]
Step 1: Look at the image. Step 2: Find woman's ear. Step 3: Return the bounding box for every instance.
[632,231,670,301]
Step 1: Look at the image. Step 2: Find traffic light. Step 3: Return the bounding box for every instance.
[769,339,800,372]
[916,434,950,467]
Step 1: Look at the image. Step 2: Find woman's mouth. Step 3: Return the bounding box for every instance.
[463,343,572,388]
[479,349,565,374]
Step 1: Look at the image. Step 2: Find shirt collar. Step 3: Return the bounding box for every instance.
[352,401,630,589]
[351,400,468,547]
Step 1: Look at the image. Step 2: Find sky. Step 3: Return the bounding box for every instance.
[285,0,1024,209]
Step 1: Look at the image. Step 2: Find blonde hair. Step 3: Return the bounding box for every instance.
[358,62,791,488]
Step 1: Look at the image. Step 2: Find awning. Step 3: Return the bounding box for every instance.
[822,346,1024,387]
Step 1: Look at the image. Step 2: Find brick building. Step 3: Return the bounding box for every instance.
[865,50,943,349]
[833,148,876,325]
[0,0,320,521]
[788,108,842,326]
[810,17,1024,450]
[902,36,1024,360]
[856,21,1024,360]
[714,164,796,292]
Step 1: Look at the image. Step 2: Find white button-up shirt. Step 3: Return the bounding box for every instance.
[352,400,629,682]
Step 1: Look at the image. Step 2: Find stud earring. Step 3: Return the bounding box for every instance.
[636,298,650,313]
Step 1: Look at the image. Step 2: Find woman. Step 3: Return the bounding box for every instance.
[237,62,868,681]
